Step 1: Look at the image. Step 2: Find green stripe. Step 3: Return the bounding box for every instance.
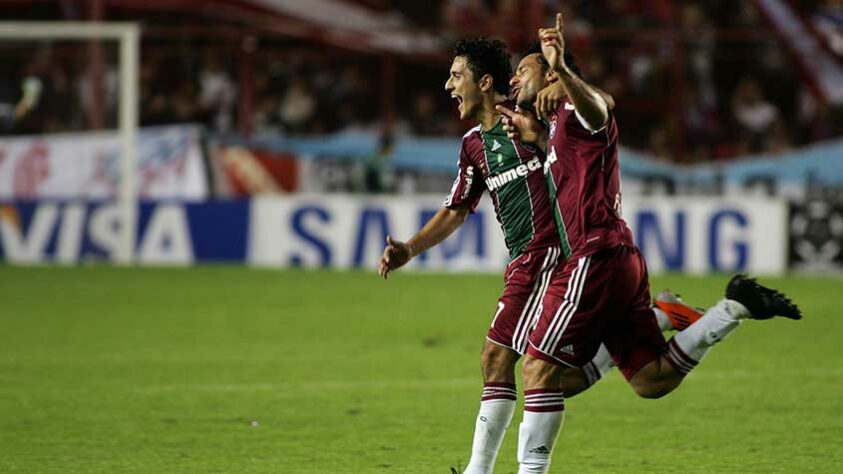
[496,177,533,257]
[545,170,571,259]
[482,124,535,258]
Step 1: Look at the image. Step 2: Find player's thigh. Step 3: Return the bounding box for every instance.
[603,248,668,381]
[488,247,563,355]
[526,251,626,368]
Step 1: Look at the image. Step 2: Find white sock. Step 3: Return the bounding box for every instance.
[463,384,517,474]
[517,390,565,474]
[653,307,673,331]
[581,344,614,387]
[666,299,750,373]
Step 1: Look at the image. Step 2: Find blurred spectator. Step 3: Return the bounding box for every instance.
[77,64,118,127]
[810,0,843,56]
[731,77,781,153]
[408,90,448,135]
[764,118,793,154]
[364,133,395,193]
[198,51,237,132]
[648,124,673,162]
[171,81,201,124]
[0,0,839,164]
[279,77,316,134]
[442,0,490,38]
[683,85,720,154]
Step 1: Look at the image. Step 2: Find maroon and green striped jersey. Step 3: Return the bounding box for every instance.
[444,111,559,259]
[543,99,634,259]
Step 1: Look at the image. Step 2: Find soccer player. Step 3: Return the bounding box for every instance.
[379,37,571,473]
[379,38,701,474]
[498,13,802,474]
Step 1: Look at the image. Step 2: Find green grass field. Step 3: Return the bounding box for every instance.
[0,266,840,473]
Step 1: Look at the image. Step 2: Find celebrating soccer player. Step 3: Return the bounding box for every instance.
[379,38,570,473]
[497,13,802,474]
[379,37,708,474]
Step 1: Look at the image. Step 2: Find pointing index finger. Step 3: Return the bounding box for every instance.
[556,13,563,33]
[496,104,515,118]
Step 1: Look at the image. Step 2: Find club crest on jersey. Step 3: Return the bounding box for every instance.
[549,120,557,139]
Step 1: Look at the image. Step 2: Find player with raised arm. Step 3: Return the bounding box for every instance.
[379,38,577,474]
[379,38,704,474]
[498,13,802,474]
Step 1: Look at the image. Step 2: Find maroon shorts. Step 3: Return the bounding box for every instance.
[526,245,667,380]
[487,246,565,355]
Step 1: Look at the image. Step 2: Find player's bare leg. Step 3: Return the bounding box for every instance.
[630,275,802,399]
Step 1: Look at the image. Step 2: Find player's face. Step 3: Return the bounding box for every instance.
[510,53,549,110]
[445,56,483,120]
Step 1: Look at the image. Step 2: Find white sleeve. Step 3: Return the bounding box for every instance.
[574,109,607,135]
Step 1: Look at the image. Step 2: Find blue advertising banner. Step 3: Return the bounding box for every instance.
[0,195,790,275]
[0,200,249,264]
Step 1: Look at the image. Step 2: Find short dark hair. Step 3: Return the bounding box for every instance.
[520,40,582,78]
[453,37,512,96]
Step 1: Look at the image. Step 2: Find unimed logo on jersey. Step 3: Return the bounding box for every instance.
[485,157,542,192]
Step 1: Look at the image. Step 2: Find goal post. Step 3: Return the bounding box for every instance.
[0,22,140,264]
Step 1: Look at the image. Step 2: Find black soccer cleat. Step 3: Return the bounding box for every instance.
[725,274,802,320]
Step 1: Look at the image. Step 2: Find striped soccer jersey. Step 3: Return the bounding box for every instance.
[445,107,559,260]
[543,99,635,259]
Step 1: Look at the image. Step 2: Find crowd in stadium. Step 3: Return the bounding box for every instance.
[0,0,840,163]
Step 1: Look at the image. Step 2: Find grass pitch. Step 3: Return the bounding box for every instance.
[0,266,840,473]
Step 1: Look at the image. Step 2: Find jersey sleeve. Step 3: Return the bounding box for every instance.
[574,109,607,134]
[565,105,614,142]
[443,141,485,213]
[560,100,609,136]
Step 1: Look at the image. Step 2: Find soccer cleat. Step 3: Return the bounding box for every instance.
[725,274,802,320]
[654,290,704,331]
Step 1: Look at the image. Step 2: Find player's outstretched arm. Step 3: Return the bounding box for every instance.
[378,206,469,279]
[540,13,609,131]
[497,105,547,151]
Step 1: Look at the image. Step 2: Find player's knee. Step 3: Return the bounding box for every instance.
[629,358,682,399]
[481,343,517,381]
[522,355,561,389]
[634,384,669,399]
[559,367,589,398]
[630,379,674,399]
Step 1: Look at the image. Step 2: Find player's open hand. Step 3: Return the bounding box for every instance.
[535,81,566,119]
[539,13,566,72]
[378,235,412,279]
[497,104,544,145]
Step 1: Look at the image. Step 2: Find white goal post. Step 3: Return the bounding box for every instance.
[0,22,140,263]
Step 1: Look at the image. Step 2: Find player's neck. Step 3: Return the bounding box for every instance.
[477,93,507,131]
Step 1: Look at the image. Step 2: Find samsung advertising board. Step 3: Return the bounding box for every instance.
[0,196,788,275]
[248,195,788,275]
